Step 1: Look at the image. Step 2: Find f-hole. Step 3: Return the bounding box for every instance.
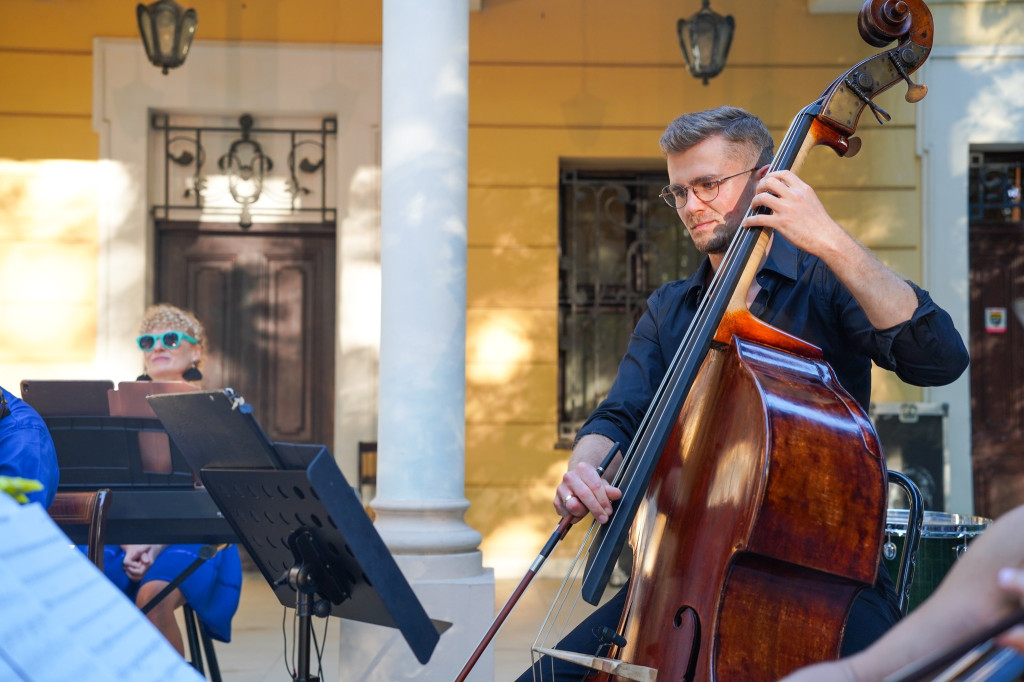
[673,605,701,682]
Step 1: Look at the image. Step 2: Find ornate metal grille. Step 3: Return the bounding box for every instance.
[149,112,337,228]
[969,150,1024,222]
[558,169,700,439]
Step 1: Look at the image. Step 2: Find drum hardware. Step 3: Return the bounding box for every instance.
[887,470,924,616]
[882,509,992,613]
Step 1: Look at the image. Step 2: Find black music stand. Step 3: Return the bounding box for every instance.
[149,391,442,681]
[202,452,441,679]
[45,415,194,489]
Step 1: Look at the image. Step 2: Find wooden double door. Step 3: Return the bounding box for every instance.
[970,220,1024,519]
[156,221,336,448]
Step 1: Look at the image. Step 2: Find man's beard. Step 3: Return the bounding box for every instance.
[691,222,737,255]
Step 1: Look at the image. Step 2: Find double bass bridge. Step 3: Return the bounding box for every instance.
[532,647,658,682]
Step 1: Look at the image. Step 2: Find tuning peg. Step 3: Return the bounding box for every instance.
[903,79,928,103]
[890,48,928,103]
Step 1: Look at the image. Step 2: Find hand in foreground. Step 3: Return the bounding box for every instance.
[555,461,622,525]
[997,567,1024,652]
[122,544,164,582]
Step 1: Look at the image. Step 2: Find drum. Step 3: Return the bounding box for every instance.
[882,509,991,612]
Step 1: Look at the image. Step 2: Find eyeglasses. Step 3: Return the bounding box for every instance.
[659,167,757,209]
[136,331,199,352]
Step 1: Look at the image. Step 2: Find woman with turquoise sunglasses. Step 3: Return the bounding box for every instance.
[98,303,243,658]
[135,303,205,383]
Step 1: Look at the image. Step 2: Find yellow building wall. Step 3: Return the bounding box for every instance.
[0,0,927,574]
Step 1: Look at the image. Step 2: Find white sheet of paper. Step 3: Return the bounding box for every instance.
[0,493,203,682]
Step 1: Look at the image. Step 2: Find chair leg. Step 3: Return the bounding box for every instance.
[182,603,221,681]
[182,604,206,676]
[201,625,222,682]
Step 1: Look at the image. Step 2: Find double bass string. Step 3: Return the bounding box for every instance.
[577,109,817,603]
[532,515,603,667]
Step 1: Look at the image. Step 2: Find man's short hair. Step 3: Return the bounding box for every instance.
[659,106,774,168]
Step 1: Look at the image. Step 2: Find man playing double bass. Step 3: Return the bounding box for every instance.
[520,105,969,681]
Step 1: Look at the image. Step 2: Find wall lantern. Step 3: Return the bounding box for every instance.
[677,0,735,85]
[137,0,198,75]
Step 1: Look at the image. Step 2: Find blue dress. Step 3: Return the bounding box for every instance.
[0,386,59,508]
[97,544,242,642]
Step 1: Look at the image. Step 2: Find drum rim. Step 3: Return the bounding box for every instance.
[884,508,991,536]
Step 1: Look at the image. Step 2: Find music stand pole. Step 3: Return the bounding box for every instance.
[280,531,338,682]
[296,577,314,682]
[286,564,317,682]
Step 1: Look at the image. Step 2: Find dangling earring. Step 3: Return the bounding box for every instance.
[182,362,203,382]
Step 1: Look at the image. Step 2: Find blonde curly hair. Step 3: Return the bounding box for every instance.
[138,303,206,369]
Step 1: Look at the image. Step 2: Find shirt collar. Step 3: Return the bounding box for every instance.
[683,257,715,304]
[685,231,801,304]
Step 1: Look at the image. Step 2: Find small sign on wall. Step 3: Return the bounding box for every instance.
[985,307,1008,333]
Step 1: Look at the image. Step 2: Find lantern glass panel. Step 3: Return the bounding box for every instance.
[155,7,178,58]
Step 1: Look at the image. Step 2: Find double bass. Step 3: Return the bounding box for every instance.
[457,1,936,680]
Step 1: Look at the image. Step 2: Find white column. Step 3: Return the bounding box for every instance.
[337,1,496,680]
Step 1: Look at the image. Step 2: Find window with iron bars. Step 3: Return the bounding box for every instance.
[969,149,1024,222]
[558,168,700,441]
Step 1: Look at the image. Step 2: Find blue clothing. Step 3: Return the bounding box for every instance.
[97,544,242,642]
[576,234,970,447]
[0,386,59,507]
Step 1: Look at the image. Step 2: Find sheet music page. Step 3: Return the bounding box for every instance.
[0,494,203,682]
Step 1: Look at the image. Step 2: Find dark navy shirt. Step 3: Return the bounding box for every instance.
[577,234,970,448]
[0,386,59,507]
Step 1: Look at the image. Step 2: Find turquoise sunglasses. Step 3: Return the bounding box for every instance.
[136,330,198,352]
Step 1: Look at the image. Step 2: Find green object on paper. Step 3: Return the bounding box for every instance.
[0,476,44,504]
